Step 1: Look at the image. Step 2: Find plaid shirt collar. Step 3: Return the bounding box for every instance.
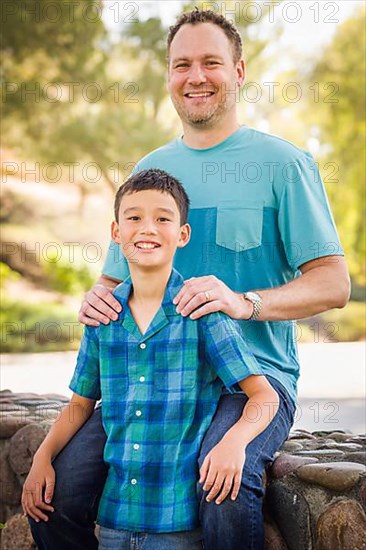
[112,268,184,343]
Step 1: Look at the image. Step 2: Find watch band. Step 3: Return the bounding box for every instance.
[243,292,262,321]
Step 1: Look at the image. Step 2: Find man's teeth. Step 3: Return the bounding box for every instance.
[187,92,213,97]
[135,243,159,249]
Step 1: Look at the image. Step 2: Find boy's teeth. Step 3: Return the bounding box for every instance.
[136,243,158,249]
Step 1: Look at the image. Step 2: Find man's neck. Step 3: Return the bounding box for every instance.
[182,118,241,149]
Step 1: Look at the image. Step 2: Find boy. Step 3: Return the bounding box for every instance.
[22,169,279,549]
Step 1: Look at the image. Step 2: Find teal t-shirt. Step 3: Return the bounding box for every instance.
[103,126,343,404]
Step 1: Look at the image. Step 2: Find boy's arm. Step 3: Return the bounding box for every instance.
[22,393,96,522]
[199,374,279,505]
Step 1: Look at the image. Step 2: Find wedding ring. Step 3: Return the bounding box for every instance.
[204,291,211,302]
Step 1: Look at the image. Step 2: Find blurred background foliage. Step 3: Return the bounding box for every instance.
[1,0,365,352]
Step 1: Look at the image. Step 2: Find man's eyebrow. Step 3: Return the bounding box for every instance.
[171,54,224,63]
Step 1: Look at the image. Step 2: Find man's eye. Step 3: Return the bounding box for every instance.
[175,63,189,69]
[207,61,220,66]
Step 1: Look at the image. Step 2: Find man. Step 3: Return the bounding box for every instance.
[29,9,350,550]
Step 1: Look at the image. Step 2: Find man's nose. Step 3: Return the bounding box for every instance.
[187,64,207,85]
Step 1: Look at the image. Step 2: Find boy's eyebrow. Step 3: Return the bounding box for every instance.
[123,207,176,216]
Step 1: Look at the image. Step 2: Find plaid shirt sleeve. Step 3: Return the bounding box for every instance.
[69,326,101,400]
[199,312,262,393]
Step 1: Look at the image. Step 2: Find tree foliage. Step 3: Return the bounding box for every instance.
[309,7,366,284]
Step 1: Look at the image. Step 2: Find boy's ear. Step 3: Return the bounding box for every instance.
[111,220,121,244]
[177,223,191,249]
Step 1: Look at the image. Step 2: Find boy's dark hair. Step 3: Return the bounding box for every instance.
[167,8,242,64]
[114,169,190,224]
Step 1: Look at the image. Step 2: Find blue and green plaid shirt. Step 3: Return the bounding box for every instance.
[70,268,262,532]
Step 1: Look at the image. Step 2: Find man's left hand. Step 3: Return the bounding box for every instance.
[173,275,252,320]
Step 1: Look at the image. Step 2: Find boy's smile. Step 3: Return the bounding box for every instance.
[112,189,190,270]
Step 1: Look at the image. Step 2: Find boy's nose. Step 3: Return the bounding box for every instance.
[140,222,158,234]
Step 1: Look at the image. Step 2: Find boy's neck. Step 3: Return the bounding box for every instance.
[128,264,173,307]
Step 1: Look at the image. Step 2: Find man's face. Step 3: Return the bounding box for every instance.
[167,23,244,129]
[112,189,190,270]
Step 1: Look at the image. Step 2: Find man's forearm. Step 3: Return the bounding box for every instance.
[97,274,121,290]
[239,256,350,322]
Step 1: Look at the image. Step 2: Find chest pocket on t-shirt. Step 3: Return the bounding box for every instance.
[216,200,263,252]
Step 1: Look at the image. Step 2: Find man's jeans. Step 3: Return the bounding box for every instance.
[29,376,295,550]
[99,526,203,549]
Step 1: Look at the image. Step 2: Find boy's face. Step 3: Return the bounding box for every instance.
[112,189,191,270]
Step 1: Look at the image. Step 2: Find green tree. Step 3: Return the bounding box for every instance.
[309,7,366,284]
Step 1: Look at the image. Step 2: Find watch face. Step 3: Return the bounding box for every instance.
[246,292,259,302]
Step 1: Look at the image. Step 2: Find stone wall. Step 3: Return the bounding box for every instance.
[1,389,365,549]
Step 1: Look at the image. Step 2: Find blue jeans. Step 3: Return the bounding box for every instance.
[99,526,203,549]
[29,377,295,550]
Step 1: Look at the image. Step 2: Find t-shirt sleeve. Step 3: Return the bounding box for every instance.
[102,161,144,280]
[278,151,344,271]
[199,312,262,393]
[69,326,101,400]
[102,240,130,281]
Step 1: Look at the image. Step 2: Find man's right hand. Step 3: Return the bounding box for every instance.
[79,283,122,326]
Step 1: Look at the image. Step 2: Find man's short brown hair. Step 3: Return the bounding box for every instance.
[167,8,243,64]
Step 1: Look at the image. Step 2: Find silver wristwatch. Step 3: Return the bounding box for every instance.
[243,291,262,321]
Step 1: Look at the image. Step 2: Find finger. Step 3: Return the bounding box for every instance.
[93,286,122,312]
[85,293,121,321]
[173,278,198,304]
[80,303,112,325]
[189,300,222,320]
[230,473,242,501]
[179,292,210,317]
[45,481,55,505]
[199,457,210,484]
[215,475,234,504]
[23,492,49,523]
[205,474,225,502]
[174,277,209,308]
[78,311,100,327]
[202,467,217,492]
[31,482,54,512]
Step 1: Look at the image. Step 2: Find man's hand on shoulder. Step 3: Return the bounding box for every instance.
[79,276,122,326]
[173,275,252,321]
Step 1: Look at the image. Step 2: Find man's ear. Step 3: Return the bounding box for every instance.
[236,59,245,87]
[177,223,191,249]
[111,220,121,244]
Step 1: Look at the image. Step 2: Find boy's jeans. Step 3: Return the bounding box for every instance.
[29,376,295,550]
[99,526,203,549]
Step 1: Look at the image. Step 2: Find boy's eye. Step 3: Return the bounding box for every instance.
[128,216,140,221]
[158,217,170,222]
